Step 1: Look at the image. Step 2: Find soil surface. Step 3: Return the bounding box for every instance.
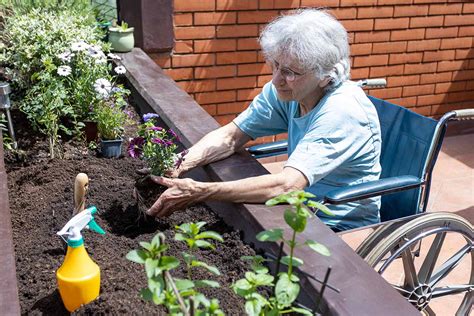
[5,110,255,315]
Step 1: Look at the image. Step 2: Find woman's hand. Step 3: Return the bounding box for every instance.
[146,176,209,218]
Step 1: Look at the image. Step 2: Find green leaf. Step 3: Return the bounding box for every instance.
[174,232,186,241]
[195,279,220,288]
[256,228,283,242]
[174,278,195,291]
[307,200,334,216]
[291,307,314,315]
[192,260,221,275]
[232,279,252,296]
[245,293,268,316]
[195,239,214,249]
[275,273,300,306]
[151,233,162,247]
[305,240,330,257]
[139,241,153,252]
[253,273,274,286]
[160,256,180,270]
[195,221,207,230]
[176,223,191,233]
[284,209,306,232]
[126,249,147,264]
[280,256,304,267]
[196,231,224,242]
[140,288,153,301]
[145,258,158,278]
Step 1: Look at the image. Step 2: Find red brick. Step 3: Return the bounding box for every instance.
[217,0,258,10]
[194,65,237,79]
[217,76,257,90]
[351,43,372,56]
[423,50,456,62]
[372,42,407,54]
[332,8,357,20]
[355,31,391,43]
[194,39,237,53]
[459,26,474,37]
[403,84,435,97]
[375,0,411,4]
[300,0,339,6]
[425,27,459,39]
[151,53,171,68]
[417,94,445,106]
[387,75,420,87]
[342,19,374,32]
[455,49,474,59]
[410,16,444,28]
[201,104,217,116]
[237,88,261,101]
[464,3,474,14]
[216,51,258,65]
[194,12,237,25]
[447,90,474,103]
[469,60,474,69]
[429,4,462,15]
[394,5,429,17]
[391,29,425,41]
[414,0,446,3]
[216,25,259,38]
[177,79,216,93]
[194,91,236,104]
[445,14,474,27]
[386,97,418,108]
[370,87,403,99]
[215,114,237,126]
[174,0,215,12]
[375,18,410,31]
[175,26,215,40]
[174,40,193,54]
[420,72,452,84]
[357,6,393,19]
[437,60,467,72]
[389,52,423,65]
[404,62,438,75]
[369,65,404,77]
[435,82,466,94]
[237,10,278,24]
[466,81,474,90]
[413,106,432,117]
[257,75,273,87]
[259,0,300,9]
[407,39,441,52]
[174,13,193,26]
[172,53,215,68]
[237,38,260,51]
[238,63,272,76]
[350,67,370,80]
[216,102,248,115]
[339,0,377,6]
[165,68,194,81]
[440,37,473,49]
[353,55,389,67]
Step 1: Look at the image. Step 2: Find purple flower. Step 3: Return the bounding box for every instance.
[174,150,189,168]
[148,126,163,131]
[151,137,166,146]
[128,137,145,158]
[168,128,180,141]
[143,113,160,122]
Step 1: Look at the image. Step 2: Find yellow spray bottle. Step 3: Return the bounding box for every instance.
[56,206,105,312]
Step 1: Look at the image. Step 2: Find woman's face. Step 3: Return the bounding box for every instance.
[270,57,328,107]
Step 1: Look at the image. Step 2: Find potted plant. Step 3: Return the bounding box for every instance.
[108,21,134,52]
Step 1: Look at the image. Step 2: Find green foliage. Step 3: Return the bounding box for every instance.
[233,191,333,315]
[95,89,131,140]
[127,224,225,315]
[0,113,13,150]
[0,0,91,15]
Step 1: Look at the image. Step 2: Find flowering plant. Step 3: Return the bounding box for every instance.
[128,113,186,176]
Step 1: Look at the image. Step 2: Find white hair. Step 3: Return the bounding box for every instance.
[259,9,351,90]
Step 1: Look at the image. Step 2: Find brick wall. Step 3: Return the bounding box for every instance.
[150,0,474,142]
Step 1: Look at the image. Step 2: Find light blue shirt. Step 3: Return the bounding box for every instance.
[234,81,382,230]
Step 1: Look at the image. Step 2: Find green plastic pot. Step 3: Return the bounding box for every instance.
[108,27,134,52]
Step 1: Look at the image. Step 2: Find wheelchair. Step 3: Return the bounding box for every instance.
[248,79,474,315]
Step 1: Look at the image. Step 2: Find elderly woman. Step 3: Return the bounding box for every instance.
[147,9,382,232]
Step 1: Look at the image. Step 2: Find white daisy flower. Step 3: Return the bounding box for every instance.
[57,51,74,62]
[57,65,72,76]
[107,53,121,61]
[87,45,105,59]
[71,41,89,52]
[114,65,126,74]
[94,78,112,98]
[95,58,107,64]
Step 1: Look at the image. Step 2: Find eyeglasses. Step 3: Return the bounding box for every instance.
[270,60,307,82]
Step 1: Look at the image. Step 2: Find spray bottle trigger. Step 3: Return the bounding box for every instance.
[88,219,105,235]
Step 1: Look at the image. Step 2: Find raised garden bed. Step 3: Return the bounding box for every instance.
[0,48,419,315]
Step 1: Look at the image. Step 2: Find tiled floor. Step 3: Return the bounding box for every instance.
[260,133,473,315]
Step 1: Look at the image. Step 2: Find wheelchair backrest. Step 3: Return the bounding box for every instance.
[368,96,443,222]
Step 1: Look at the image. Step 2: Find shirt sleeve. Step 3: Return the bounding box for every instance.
[233,82,289,139]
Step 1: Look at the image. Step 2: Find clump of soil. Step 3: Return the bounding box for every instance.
[5,112,255,314]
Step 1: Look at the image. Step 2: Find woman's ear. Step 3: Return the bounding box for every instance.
[318,77,331,88]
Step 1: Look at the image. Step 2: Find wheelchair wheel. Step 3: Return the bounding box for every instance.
[363,213,473,315]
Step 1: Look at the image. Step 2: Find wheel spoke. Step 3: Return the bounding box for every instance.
[402,249,419,288]
[392,284,411,297]
[418,232,446,284]
[429,244,470,287]
[431,285,473,298]
[456,292,473,316]
[424,305,436,316]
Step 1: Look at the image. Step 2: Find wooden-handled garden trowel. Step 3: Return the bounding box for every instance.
[73,173,89,216]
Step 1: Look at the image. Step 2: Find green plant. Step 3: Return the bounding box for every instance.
[95,87,131,140]
[0,0,91,15]
[128,114,185,176]
[232,191,333,315]
[126,223,225,315]
[0,113,13,150]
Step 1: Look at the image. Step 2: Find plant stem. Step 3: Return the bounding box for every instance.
[164,271,189,316]
[288,230,297,277]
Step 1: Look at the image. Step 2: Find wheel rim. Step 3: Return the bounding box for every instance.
[364,213,473,315]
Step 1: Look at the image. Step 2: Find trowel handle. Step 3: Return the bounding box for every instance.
[74,173,89,215]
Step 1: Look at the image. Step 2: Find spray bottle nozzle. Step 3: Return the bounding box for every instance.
[57,206,105,247]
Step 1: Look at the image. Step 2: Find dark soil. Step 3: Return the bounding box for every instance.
[5,111,256,315]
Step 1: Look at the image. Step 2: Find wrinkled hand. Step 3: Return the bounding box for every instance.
[146,176,208,218]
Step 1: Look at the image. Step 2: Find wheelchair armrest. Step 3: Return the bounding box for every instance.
[324,175,424,205]
[247,140,288,158]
